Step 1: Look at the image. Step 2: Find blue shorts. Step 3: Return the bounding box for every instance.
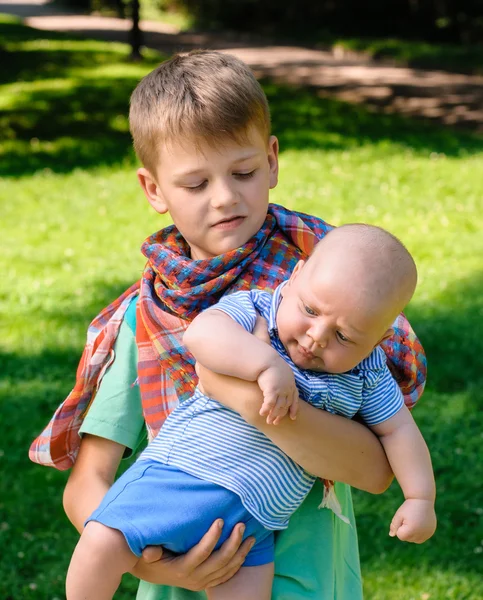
[87,460,274,567]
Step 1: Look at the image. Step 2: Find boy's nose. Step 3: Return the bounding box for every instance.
[211,180,238,209]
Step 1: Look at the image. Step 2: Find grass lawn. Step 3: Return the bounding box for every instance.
[318,36,483,75]
[1,12,482,600]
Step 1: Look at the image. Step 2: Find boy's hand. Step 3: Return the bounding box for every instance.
[135,520,254,589]
[257,358,299,425]
[389,498,437,543]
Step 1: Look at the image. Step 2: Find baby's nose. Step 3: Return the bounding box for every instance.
[308,325,328,348]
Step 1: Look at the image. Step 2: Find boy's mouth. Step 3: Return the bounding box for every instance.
[212,216,245,230]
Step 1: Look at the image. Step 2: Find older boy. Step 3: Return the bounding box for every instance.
[30,51,427,599]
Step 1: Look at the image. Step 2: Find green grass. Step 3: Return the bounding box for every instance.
[1,12,483,599]
[323,36,483,75]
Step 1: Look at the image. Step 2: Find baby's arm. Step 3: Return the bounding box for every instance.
[371,405,436,543]
[185,309,298,424]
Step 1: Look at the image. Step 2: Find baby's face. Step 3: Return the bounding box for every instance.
[276,260,392,373]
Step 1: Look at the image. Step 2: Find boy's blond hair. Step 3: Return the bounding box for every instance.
[129,50,271,174]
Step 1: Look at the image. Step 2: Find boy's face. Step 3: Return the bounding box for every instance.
[276,259,393,374]
[138,127,279,260]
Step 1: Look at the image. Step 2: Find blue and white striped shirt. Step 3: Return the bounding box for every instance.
[140,284,403,530]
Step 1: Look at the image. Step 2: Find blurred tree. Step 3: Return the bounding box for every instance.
[63,0,143,57]
[164,0,483,43]
[129,0,142,59]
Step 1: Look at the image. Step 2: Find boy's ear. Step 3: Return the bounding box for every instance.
[137,168,168,214]
[268,135,279,190]
[376,327,394,346]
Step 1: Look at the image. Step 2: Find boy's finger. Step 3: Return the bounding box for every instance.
[183,518,225,569]
[289,395,299,420]
[204,536,255,587]
[141,545,164,563]
[202,522,248,570]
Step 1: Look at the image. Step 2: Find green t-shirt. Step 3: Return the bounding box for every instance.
[79,316,146,457]
[80,302,363,600]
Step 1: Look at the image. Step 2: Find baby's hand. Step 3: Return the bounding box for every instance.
[389,499,437,544]
[257,358,299,425]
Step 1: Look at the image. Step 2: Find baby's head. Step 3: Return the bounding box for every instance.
[129,50,278,260]
[277,224,417,373]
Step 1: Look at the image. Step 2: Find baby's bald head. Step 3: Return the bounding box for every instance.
[305,224,417,334]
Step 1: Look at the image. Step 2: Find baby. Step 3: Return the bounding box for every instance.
[66,223,436,600]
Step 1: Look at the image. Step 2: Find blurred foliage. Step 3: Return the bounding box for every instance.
[163,0,483,44]
[51,0,483,72]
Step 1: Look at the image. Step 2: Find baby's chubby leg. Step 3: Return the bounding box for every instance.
[66,521,139,600]
[206,563,274,600]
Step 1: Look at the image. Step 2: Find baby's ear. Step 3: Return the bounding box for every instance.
[291,260,305,280]
[137,168,168,214]
[282,260,305,295]
[377,327,394,346]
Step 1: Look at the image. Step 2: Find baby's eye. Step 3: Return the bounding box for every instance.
[234,170,256,180]
[304,304,317,316]
[336,331,349,342]
[185,180,208,192]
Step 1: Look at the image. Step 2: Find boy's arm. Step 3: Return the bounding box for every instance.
[371,405,437,542]
[63,434,124,533]
[197,365,394,494]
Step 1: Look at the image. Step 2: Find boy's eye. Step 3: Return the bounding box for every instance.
[185,181,208,192]
[336,331,350,342]
[304,304,317,316]
[234,170,256,180]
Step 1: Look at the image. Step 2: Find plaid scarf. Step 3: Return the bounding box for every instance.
[29,203,427,470]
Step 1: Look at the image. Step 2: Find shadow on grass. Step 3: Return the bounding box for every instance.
[0,19,127,85]
[411,271,483,395]
[1,18,482,179]
[265,81,483,156]
[0,16,162,176]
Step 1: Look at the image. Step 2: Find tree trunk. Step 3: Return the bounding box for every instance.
[129,0,142,60]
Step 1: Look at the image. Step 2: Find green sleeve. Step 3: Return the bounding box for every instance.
[135,480,362,600]
[79,315,146,457]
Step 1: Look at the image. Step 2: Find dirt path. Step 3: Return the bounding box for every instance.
[2,0,483,132]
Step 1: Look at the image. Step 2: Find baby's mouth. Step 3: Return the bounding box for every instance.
[298,344,315,359]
